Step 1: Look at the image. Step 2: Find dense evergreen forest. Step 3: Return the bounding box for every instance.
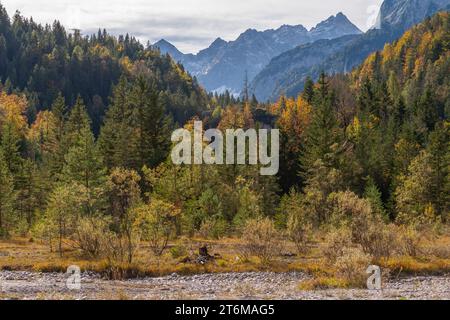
[0,6,448,276]
[0,5,209,134]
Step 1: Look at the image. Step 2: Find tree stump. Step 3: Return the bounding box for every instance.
[197,245,214,264]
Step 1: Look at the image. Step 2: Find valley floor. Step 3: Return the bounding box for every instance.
[0,270,449,300]
[1,236,449,300]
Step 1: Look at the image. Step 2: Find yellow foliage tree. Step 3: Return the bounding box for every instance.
[0,92,28,136]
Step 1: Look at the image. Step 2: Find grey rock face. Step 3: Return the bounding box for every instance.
[153,13,362,94]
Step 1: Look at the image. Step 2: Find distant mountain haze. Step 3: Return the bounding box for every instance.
[153,12,362,95]
[250,0,450,101]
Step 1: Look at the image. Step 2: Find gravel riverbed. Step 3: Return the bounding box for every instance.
[0,271,449,300]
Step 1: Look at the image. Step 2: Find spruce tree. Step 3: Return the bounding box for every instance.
[1,122,22,177]
[129,75,171,171]
[64,95,91,149]
[47,93,67,179]
[301,73,341,176]
[62,124,106,215]
[302,76,315,104]
[62,124,106,191]
[0,147,15,236]
[98,76,136,170]
[427,123,449,220]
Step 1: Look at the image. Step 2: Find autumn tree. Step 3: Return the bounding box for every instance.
[277,96,311,191]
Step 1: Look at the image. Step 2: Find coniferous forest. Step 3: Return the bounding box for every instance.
[0,3,448,298]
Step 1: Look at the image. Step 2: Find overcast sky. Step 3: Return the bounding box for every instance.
[1,0,384,53]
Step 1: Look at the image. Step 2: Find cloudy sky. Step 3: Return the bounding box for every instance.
[2,0,383,53]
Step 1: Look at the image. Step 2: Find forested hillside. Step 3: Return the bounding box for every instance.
[0,5,208,134]
[250,0,450,101]
[275,12,449,222]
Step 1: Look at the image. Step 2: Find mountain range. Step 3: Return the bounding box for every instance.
[250,0,450,101]
[154,0,450,101]
[153,12,362,95]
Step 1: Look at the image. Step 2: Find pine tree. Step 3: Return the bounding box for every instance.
[62,124,106,215]
[98,76,136,170]
[277,96,312,191]
[1,122,22,177]
[302,76,315,104]
[364,177,388,221]
[0,147,15,236]
[129,75,171,171]
[47,93,67,179]
[426,123,449,220]
[301,73,341,176]
[416,87,439,132]
[64,95,91,150]
[357,78,376,114]
[15,159,43,228]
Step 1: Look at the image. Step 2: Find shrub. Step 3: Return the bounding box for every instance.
[334,246,372,287]
[102,231,140,265]
[328,191,372,228]
[169,244,188,259]
[287,214,313,255]
[396,204,442,232]
[183,189,224,236]
[134,199,180,256]
[198,217,227,239]
[241,217,282,264]
[398,225,423,257]
[282,189,314,254]
[328,191,397,260]
[359,220,398,260]
[75,216,111,259]
[233,180,262,229]
[322,227,353,265]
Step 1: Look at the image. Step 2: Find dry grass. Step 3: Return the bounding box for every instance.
[380,256,450,275]
[299,276,350,291]
[1,233,449,282]
[0,237,321,278]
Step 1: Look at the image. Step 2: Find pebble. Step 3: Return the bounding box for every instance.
[0,271,448,300]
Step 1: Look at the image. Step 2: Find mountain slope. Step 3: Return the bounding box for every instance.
[0,6,209,133]
[154,13,362,94]
[352,11,449,108]
[251,0,450,101]
[309,12,362,40]
[153,39,186,62]
[251,35,361,100]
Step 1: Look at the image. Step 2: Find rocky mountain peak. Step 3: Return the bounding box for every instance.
[309,12,362,40]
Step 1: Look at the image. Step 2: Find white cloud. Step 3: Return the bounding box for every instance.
[1,0,384,53]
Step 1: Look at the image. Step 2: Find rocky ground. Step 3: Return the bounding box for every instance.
[0,271,449,300]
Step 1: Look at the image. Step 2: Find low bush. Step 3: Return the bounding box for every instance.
[134,199,180,256]
[322,227,352,265]
[287,209,313,255]
[240,217,282,264]
[398,225,423,257]
[327,191,398,260]
[75,216,111,259]
[198,217,227,239]
[169,244,188,259]
[334,246,372,287]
